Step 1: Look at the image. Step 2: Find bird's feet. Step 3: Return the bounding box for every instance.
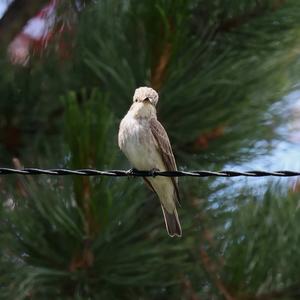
[126,168,138,176]
[150,168,160,177]
[126,168,160,177]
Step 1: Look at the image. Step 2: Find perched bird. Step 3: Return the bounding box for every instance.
[118,87,182,237]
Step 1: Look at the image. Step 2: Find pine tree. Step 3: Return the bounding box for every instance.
[1,0,300,299]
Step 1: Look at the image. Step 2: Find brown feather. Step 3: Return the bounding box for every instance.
[149,118,180,204]
[161,204,182,237]
[144,176,182,237]
[143,177,156,193]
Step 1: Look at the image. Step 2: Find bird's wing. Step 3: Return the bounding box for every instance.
[149,118,180,204]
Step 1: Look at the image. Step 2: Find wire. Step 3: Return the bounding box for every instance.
[0,168,300,177]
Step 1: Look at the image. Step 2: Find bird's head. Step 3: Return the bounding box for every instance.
[133,87,159,106]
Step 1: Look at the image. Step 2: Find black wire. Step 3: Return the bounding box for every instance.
[0,168,300,177]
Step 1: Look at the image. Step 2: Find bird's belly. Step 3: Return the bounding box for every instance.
[124,137,162,170]
[120,120,164,171]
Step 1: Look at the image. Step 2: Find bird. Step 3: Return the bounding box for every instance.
[118,86,182,237]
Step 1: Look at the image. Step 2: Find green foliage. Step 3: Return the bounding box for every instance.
[0,91,199,299]
[64,89,113,169]
[0,180,193,299]
[0,55,74,163]
[221,187,300,296]
[1,0,300,299]
[76,0,300,168]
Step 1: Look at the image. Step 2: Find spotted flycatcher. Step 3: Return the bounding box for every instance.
[118,87,182,237]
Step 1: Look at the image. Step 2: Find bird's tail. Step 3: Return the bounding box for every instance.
[161,205,182,237]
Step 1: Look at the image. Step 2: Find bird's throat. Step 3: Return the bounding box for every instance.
[130,102,156,119]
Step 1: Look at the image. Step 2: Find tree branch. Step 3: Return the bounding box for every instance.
[216,0,287,33]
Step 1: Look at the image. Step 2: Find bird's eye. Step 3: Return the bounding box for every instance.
[134,99,138,102]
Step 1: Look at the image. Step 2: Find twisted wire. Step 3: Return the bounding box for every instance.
[0,168,299,177]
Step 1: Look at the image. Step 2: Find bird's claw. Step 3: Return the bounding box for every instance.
[150,168,160,177]
[126,168,138,176]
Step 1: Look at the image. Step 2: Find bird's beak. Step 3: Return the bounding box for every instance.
[143,97,151,104]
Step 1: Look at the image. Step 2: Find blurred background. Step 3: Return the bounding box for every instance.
[1,0,300,299]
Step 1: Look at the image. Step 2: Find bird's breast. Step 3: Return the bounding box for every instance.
[118,116,162,170]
